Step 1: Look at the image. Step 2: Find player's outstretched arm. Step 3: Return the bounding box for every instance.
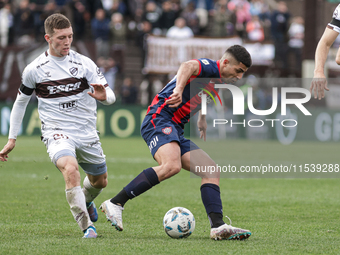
[0,139,16,162]
[167,60,200,108]
[2,89,32,162]
[311,28,337,99]
[88,84,116,105]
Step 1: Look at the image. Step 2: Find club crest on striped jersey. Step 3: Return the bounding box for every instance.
[162,127,172,135]
[70,67,78,76]
[69,67,78,76]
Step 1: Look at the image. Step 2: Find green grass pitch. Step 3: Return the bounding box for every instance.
[0,136,340,254]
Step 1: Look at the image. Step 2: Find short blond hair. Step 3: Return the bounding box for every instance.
[44,13,71,36]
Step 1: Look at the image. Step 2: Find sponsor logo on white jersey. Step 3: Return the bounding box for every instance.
[69,60,82,65]
[36,60,49,69]
[47,82,81,94]
[59,100,78,112]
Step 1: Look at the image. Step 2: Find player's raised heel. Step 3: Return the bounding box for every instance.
[83,226,97,238]
[210,223,251,241]
[99,200,124,231]
[86,201,98,222]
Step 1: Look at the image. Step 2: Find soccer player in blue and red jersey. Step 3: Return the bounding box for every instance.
[100,45,252,240]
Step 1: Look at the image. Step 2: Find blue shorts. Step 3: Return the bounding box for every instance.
[141,115,200,157]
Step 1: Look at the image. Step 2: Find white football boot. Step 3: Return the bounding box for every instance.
[210,223,251,240]
[100,200,124,231]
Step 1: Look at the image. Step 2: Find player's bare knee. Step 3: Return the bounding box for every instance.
[61,164,78,176]
[91,178,107,189]
[164,162,182,178]
[66,171,79,183]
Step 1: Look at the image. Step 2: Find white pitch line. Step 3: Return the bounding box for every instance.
[6,156,154,164]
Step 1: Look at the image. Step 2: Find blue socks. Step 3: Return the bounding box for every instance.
[111,168,160,206]
[201,183,225,228]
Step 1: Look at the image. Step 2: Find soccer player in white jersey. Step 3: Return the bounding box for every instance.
[310,4,340,99]
[0,13,116,238]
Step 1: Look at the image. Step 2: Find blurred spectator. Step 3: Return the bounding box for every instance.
[166,17,194,39]
[97,56,119,90]
[40,2,58,23]
[91,8,110,58]
[212,1,233,37]
[139,74,163,106]
[109,12,126,73]
[110,12,127,47]
[246,15,264,42]
[191,0,214,31]
[136,20,152,66]
[121,77,138,104]
[228,0,251,39]
[249,0,270,39]
[159,0,179,35]
[258,4,271,40]
[249,0,264,16]
[55,0,68,7]
[125,0,144,20]
[29,0,49,41]
[54,0,69,12]
[270,1,290,68]
[288,16,304,72]
[70,0,89,40]
[142,1,162,35]
[13,0,34,46]
[85,0,102,20]
[0,1,12,48]
[181,1,200,35]
[100,0,127,17]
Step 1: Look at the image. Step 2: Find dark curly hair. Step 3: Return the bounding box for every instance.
[225,45,252,68]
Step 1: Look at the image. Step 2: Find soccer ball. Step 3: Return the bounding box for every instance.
[163,207,195,238]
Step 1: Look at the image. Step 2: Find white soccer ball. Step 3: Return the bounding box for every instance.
[163,207,195,238]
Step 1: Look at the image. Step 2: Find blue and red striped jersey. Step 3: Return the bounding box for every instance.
[146,58,222,129]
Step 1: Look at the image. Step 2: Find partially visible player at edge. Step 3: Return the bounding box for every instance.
[100,45,252,240]
[311,3,340,99]
[0,14,116,238]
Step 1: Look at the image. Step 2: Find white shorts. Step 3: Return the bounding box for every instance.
[42,131,107,176]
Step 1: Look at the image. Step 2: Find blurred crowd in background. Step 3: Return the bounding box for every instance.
[0,0,306,108]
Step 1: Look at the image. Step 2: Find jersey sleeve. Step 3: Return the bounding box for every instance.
[82,56,108,86]
[195,58,218,78]
[328,4,340,33]
[21,65,36,90]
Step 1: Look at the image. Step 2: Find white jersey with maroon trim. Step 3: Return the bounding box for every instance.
[328,4,340,33]
[21,49,107,135]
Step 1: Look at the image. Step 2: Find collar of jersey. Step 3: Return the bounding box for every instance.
[47,50,68,61]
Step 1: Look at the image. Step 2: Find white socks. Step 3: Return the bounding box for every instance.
[65,186,93,232]
[82,176,103,204]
